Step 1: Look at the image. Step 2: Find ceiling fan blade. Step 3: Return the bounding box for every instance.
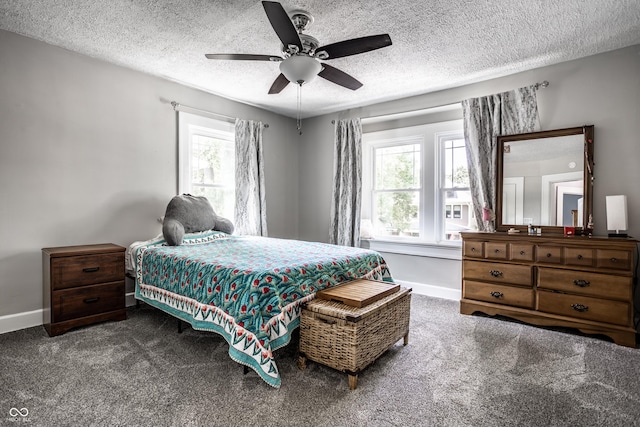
[262,1,302,52]
[316,34,392,60]
[318,64,363,90]
[205,54,281,61]
[268,73,290,94]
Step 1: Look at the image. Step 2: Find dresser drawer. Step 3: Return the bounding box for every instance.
[537,290,630,326]
[596,249,631,271]
[464,280,534,309]
[51,252,124,290]
[536,246,562,264]
[463,241,484,258]
[510,243,534,262]
[538,268,632,300]
[564,248,594,267]
[463,260,532,286]
[485,243,508,260]
[52,281,125,322]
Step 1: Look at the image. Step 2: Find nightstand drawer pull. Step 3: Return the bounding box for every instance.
[83,297,100,304]
[577,254,583,260]
[573,279,590,287]
[546,253,552,258]
[82,267,100,273]
[520,251,525,255]
[610,257,618,263]
[490,291,503,299]
[571,303,589,312]
[489,270,503,277]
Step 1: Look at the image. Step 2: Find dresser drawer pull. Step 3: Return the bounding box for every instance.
[573,279,590,287]
[577,254,583,260]
[489,270,503,277]
[610,257,618,263]
[471,247,476,252]
[83,297,100,304]
[571,303,589,312]
[82,267,100,273]
[494,249,501,253]
[520,251,525,255]
[546,253,552,258]
[490,291,503,299]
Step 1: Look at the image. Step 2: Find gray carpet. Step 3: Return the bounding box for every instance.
[1,295,639,427]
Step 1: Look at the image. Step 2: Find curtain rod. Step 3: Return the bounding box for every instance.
[331,80,549,125]
[171,101,269,128]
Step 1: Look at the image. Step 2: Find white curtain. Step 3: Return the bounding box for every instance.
[329,118,362,247]
[462,85,540,231]
[234,119,267,236]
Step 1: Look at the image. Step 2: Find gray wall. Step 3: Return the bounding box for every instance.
[2,26,639,324]
[0,30,299,319]
[298,45,640,293]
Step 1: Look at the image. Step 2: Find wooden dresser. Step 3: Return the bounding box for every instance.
[43,243,126,336]
[460,232,638,347]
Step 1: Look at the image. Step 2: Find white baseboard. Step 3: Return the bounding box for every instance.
[0,294,138,335]
[1,284,458,335]
[126,292,137,307]
[394,279,461,301]
[0,309,43,335]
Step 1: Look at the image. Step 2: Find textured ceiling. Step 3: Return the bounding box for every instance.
[1,1,639,118]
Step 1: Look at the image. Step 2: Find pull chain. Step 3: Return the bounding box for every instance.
[296,83,303,135]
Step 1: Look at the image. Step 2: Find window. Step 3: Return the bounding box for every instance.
[372,142,421,237]
[362,119,475,245]
[440,134,472,240]
[178,112,235,220]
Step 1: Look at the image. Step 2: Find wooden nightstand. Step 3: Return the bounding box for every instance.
[42,243,126,336]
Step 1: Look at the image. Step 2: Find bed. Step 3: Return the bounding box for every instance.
[127,230,392,388]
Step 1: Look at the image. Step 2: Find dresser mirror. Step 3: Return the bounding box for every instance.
[495,125,594,234]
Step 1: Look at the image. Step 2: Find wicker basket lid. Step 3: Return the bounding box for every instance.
[305,287,411,322]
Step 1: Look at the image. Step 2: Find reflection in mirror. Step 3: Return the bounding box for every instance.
[496,126,594,234]
[502,134,584,226]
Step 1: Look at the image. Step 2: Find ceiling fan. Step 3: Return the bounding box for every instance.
[205,1,392,94]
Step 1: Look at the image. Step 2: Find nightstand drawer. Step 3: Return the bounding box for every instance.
[51,252,124,290]
[52,281,125,322]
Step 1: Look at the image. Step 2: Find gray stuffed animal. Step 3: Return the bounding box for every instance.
[162,194,234,245]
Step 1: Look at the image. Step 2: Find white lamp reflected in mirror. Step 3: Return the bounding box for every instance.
[605,195,628,238]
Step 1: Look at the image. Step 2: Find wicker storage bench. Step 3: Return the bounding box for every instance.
[298,285,411,390]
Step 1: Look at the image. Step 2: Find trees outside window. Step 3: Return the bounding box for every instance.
[178,112,235,220]
[363,119,475,244]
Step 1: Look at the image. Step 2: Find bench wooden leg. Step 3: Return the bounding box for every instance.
[403,332,409,346]
[348,374,358,390]
[298,355,307,370]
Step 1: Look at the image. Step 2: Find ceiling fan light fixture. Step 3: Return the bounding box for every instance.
[279,55,322,85]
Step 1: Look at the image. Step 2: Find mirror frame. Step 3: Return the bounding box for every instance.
[496,125,594,234]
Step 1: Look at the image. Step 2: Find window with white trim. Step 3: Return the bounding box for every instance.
[440,133,473,241]
[362,119,475,245]
[178,112,235,220]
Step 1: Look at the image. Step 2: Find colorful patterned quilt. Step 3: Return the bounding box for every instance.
[130,231,392,388]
